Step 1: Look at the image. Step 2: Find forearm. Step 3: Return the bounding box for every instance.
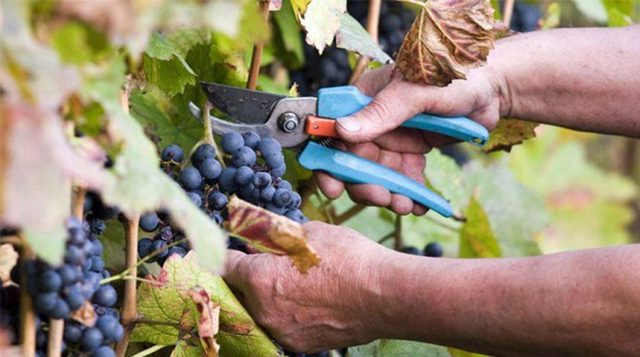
[376,246,640,356]
[488,26,640,137]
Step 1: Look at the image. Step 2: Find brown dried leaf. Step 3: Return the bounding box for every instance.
[226,196,320,273]
[299,0,346,53]
[483,119,538,152]
[187,288,220,357]
[396,0,506,86]
[70,301,97,326]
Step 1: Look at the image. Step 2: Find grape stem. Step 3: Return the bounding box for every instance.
[100,238,187,285]
[246,0,271,90]
[349,0,382,84]
[130,344,169,357]
[334,204,366,225]
[115,214,140,357]
[393,214,403,250]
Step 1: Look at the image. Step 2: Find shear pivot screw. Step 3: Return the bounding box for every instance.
[278,112,299,133]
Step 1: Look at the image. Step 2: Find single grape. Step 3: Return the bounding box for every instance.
[96,315,119,340]
[252,171,272,189]
[277,180,293,191]
[114,323,125,342]
[63,283,85,310]
[207,191,228,211]
[34,292,57,313]
[90,240,103,256]
[271,164,286,177]
[273,189,292,208]
[260,186,276,202]
[237,183,255,200]
[159,226,174,242]
[90,219,106,235]
[161,144,184,163]
[152,240,169,260]
[258,137,282,156]
[179,167,203,191]
[423,242,444,257]
[139,212,160,232]
[90,256,105,272]
[168,246,187,258]
[37,270,63,292]
[191,143,216,167]
[186,191,203,208]
[242,131,260,149]
[49,298,71,319]
[65,245,84,265]
[265,203,287,215]
[234,166,254,185]
[231,146,257,167]
[263,152,285,169]
[137,238,153,258]
[221,132,244,154]
[285,209,306,223]
[80,327,104,352]
[63,322,83,344]
[197,158,222,181]
[218,167,238,193]
[400,246,422,256]
[58,265,80,285]
[93,285,117,307]
[94,346,116,357]
[288,192,302,209]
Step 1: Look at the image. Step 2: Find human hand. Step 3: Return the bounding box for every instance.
[222,221,396,353]
[316,64,505,214]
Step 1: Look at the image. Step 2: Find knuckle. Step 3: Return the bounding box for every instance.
[363,97,393,126]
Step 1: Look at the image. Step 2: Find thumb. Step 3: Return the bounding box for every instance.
[335,79,425,143]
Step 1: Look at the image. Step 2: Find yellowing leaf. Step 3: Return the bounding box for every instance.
[459,196,502,258]
[132,253,279,356]
[227,196,320,273]
[396,0,505,86]
[300,0,346,53]
[290,0,311,20]
[484,119,538,153]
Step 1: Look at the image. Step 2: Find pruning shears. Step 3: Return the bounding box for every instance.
[189,82,489,218]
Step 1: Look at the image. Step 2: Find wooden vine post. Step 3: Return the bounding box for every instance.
[19,244,36,357]
[349,0,382,84]
[115,86,140,357]
[246,0,272,90]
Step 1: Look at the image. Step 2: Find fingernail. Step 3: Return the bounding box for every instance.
[337,117,361,132]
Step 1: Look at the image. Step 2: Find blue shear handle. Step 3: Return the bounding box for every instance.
[317,86,489,145]
[298,141,453,218]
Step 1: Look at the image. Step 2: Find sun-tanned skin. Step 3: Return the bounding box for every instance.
[223,26,640,356]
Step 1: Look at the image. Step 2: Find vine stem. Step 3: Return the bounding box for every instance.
[502,0,515,27]
[47,187,86,356]
[131,344,169,357]
[393,215,403,250]
[115,214,140,357]
[246,0,271,90]
[349,0,382,84]
[19,242,36,357]
[334,204,366,225]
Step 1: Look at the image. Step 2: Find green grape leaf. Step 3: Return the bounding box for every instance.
[336,13,392,64]
[290,0,311,20]
[129,89,202,152]
[349,340,451,357]
[572,0,608,22]
[51,21,111,65]
[144,32,198,96]
[171,341,206,357]
[299,0,346,53]
[424,150,548,257]
[227,197,320,273]
[459,196,502,258]
[508,127,638,253]
[602,0,635,26]
[132,253,280,357]
[484,119,538,153]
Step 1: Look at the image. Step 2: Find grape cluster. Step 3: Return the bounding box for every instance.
[10,215,123,356]
[401,242,444,257]
[348,0,414,55]
[138,131,307,262]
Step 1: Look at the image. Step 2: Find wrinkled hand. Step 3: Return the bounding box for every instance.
[316,64,504,214]
[223,221,394,353]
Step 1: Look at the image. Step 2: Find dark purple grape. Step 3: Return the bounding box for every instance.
[231,146,257,167]
[221,132,244,154]
[139,212,160,232]
[207,191,228,211]
[423,242,444,257]
[191,143,216,167]
[80,327,104,352]
[137,238,153,258]
[198,158,222,181]
[234,166,254,185]
[93,285,117,307]
[252,172,272,189]
[161,144,184,163]
[242,131,261,149]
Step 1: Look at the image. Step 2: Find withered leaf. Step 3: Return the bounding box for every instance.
[187,288,220,357]
[484,119,538,152]
[70,301,97,326]
[299,0,346,53]
[396,0,506,86]
[226,196,320,273]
